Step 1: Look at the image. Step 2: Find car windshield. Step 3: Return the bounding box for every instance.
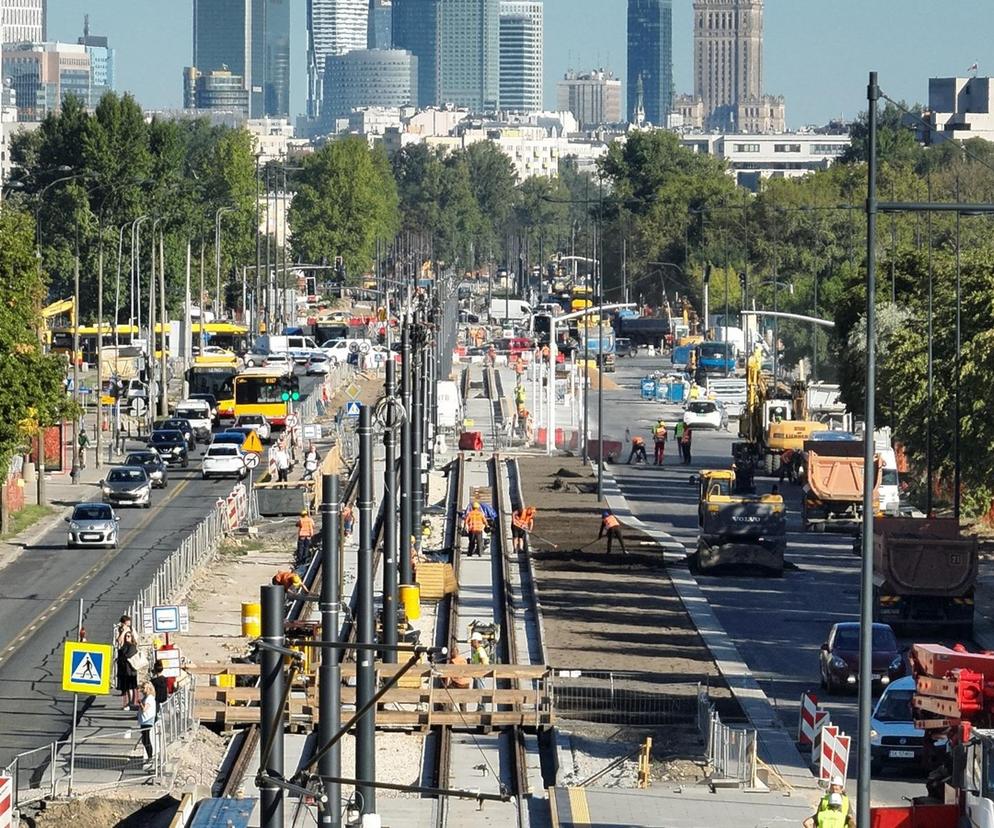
[213,433,243,443]
[163,420,190,431]
[239,416,263,425]
[874,689,914,723]
[125,454,157,465]
[688,402,716,414]
[151,431,183,443]
[108,468,146,482]
[73,504,112,521]
[208,446,238,456]
[882,469,900,486]
[175,409,203,420]
[834,626,897,651]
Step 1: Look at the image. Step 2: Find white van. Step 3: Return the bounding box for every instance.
[436,381,462,431]
[877,448,901,515]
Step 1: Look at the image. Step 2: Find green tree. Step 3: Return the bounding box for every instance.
[463,141,518,262]
[288,138,399,280]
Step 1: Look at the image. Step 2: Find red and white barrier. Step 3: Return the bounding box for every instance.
[798,691,829,746]
[0,775,12,828]
[218,483,248,533]
[816,725,851,782]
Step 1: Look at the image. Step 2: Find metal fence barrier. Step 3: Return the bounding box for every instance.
[697,685,758,788]
[552,671,699,727]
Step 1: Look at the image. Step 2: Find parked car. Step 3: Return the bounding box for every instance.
[234,414,272,443]
[174,401,213,442]
[147,430,190,467]
[263,352,294,374]
[615,337,637,358]
[101,466,152,508]
[202,443,247,480]
[819,621,905,694]
[683,400,728,431]
[66,502,120,549]
[153,417,196,450]
[124,450,168,488]
[869,675,943,774]
[306,352,331,375]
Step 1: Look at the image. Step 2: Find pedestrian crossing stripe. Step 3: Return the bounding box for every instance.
[62,641,113,695]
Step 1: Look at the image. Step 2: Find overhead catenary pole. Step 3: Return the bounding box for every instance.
[382,359,398,663]
[259,583,285,828]
[399,320,413,583]
[411,321,424,551]
[857,69,879,828]
[318,473,341,827]
[158,229,168,417]
[356,404,377,815]
[96,221,104,468]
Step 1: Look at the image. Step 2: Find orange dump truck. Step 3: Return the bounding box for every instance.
[801,438,879,533]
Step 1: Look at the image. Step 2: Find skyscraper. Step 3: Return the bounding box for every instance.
[557,69,621,128]
[693,0,764,129]
[368,0,392,49]
[193,0,290,117]
[392,0,439,108]
[78,15,115,96]
[2,0,46,43]
[499,0,542,113]
[307,0,368,119]
[626,0,672,125]
[437,0,499,111]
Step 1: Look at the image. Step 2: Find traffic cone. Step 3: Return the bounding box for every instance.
[101,414,110,432]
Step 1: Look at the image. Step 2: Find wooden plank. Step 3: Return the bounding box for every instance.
[417,562,458,600]
[188,661,548,679]
[198,707,555,728]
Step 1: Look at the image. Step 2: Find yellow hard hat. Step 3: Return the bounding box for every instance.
[292,575,303,588]
[300,510,308,516]
[473,501,481,509]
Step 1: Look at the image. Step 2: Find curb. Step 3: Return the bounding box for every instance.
[595,462,818,788]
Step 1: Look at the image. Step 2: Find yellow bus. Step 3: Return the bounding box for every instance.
[232,368,300,426]
[194,322,250,355]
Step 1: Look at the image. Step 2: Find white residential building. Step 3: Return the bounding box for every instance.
[3,0,46,43]
[499,0,542,113]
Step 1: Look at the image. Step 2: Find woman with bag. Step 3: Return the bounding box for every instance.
[137,681,157,769]
[117,631,142,709]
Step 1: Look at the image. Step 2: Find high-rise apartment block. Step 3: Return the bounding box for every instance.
[394,0,500,112]
[2,42,89,121]
[307,0,368,119]
[324,48,417,120]
[691,0,783,132]
[192,0,290,118]
[368,0,392,49]
[557,69,621,128]
[2,0,46,43]
[499,1,542,113]
[627,0,672,125]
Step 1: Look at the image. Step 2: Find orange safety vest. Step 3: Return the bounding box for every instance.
[602,514,620,530]
[272,571,299,588]
[297,515,316,538]
[632,436,645,446]
[465,509,487,533]
[512,510,533,530]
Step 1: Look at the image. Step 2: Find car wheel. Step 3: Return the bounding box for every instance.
[870,757,883,776]
[143,500,151,509]
[202,472,209,480]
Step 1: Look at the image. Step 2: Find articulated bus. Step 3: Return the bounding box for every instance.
[231,368,300,426]
[50,321,250,364]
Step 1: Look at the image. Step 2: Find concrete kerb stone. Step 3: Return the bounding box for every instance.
[594,462,818,789]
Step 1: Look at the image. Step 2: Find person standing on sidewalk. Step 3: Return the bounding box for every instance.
[137,681,157,769]
[117,631,140,708]
[77,428,90,470]
[302,442,321,480]
[150,660,169,721]
[273,443,290,483]
[295,509,316,564]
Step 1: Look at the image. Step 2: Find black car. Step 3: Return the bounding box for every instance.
[153,417,196,450]
[124,450,169,488]
[147,430,190,467]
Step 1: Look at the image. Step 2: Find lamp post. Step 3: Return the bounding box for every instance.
[215,205,236,320]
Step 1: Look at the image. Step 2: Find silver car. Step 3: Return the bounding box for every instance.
[101,466,152,509]
[66,502,120,549]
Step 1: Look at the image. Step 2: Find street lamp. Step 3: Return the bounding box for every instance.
[214,205,236,319]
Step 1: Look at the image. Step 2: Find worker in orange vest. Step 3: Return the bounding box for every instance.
[541,344,550,363]
[598,510,627,555]
[272,570,304,591]
[463,501,488,557]
[627,435,648,465]
[296,509,316,564]
[511,506,536,552]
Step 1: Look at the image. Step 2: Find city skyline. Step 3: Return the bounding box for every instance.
[43,0,994,128]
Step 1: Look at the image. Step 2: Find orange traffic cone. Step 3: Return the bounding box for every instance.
[101,414,110,432]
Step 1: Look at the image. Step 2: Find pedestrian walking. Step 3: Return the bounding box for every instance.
[302,442,321,480]
[342,504,355,539]
[117,631,140,709]
[680,425,693,465]
[598,509,627,555]
[295,509,316,564]
[77,429,90,470]
[511,505,536,553]
[273,443,290,483]
[463,501,487,557]
[137,681,157,769]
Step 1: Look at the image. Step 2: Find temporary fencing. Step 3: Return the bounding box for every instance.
[553,671,697,727]
[798,691,830,746]
[696,685,759,788]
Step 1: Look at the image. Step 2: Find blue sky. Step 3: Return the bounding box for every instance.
[47,0,994,128]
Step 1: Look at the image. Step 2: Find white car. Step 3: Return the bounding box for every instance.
[870,675,944,773]
[175,399,213,442]
[306,352,331,375]
[320,338,371,364]
[234,414,272,443]
[683,400,729,431]
[202,444,247,480]
[263,352,294,374]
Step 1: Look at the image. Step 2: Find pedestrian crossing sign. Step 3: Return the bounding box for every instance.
[344,401,361,418]
[62,641,113,695]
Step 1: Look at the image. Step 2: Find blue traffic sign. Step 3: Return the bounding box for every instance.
[344,401,361,418]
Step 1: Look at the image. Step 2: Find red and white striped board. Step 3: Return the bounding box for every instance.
[818,725,851,782]
[0,775,12,828]
[808,711,832,763]
[798,691,827,745]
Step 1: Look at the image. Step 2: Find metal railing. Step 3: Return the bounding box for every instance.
[553,671,698,727]
[697,685,758,788]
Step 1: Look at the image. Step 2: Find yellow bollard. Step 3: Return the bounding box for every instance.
[241,602,262,637]
[400,583,421,621]
[637,737,652,788]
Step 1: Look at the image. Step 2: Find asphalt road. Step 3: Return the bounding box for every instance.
[593,356,922,807]
[0,371,322,767]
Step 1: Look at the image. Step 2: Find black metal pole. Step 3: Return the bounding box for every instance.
[411,328,424,549]
[954,178,962,520]
[318,474,341,827]
[926,170,934,515]
[857,70,879,828]
[382,360,398,664]
[356,404,376,815]
[260,584,285,828]
[399,321,413,584]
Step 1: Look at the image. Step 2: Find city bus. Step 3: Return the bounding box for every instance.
[187,364,239,418]
[50,324,138,365]
[231,367,300,426]
[194,322,250,355]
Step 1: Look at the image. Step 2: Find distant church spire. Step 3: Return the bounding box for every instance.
[634,74,646,127]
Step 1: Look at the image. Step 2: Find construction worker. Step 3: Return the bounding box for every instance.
[444,640,471,710]
[514,383,526,407]
[514,355,525,377]
[674,419,686,445]
[803,777,855,828]
[541,343,550,363]
[598,509,627,555]
[511,505,535,552]
[468,631,491,708]
[652,419,668,465]
[627,434,647,465]
[463,501,487,557]
[295,509,316,564]
[679,425,693,465]
[341,504,354,538]
[271,570,304,591]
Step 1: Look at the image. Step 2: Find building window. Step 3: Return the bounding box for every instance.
[812,143,844,155]
[774,144,801,153]
[734,143,760,152]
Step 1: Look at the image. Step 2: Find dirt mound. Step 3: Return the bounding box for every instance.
[27,795,178,828]
[554,467,584,478]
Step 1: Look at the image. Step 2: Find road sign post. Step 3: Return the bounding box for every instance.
[243,452,260,514]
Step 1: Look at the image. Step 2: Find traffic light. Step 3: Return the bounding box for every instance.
[278,377,300,402]
[738,272,747,291]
